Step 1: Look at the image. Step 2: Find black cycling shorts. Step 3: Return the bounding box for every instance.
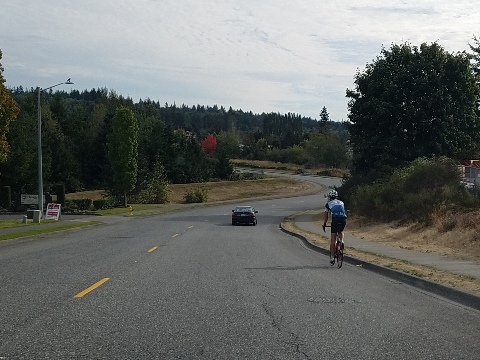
[331,218,346,234]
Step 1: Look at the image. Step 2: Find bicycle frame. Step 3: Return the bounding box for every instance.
[322,224,344,268]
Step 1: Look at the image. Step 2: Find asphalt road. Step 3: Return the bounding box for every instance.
[1,175,479,359]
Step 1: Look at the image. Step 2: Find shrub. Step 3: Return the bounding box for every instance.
[92,198,117,210]
[316,168,348,177]
[67,198,93,211]
[346,156,474,222]
[132,161,170,204]
[229,172,264,181]
[184,186,208,203]
[441,219,457,232]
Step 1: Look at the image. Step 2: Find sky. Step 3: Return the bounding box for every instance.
[0,1,478,122]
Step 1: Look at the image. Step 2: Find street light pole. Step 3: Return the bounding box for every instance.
[37,87,43,216]
[37,79,74,216]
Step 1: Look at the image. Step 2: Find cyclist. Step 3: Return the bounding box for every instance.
[323,189,347,265]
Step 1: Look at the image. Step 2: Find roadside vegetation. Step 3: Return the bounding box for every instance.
[341,157,480,222]
[61,175,318,215]
[331,40,480,263]
[231,159,349,178]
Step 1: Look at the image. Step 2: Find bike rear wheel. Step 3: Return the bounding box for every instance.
[337,247,343,268]
[336,236,343,268]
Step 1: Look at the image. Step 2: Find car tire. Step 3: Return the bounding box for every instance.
[232,221,236,226]
[253,220,257,226]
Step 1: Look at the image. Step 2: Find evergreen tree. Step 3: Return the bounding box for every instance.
[107,106,138,206]
[318,106,329,132]
[469,35,480,78]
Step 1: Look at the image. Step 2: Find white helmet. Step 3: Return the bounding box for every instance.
[327,189,338,200]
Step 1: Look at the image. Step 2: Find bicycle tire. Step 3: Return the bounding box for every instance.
[335,234,343,268]
[337,247,343,268]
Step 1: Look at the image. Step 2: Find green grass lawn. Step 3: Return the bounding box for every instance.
[0,218,59,229]
[0,219,102,241]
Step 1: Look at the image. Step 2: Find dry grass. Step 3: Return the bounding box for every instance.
[66,176,320,205]
[343,212,480,264]
[168,177,317,203]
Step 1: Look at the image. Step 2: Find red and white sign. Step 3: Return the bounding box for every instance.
[45,203,61,220]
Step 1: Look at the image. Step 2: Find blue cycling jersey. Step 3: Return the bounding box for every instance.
[325,199,347,219]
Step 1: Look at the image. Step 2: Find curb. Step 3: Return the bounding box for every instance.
[279,222,480,312]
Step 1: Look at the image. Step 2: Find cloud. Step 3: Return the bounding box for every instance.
[0,0,477,120]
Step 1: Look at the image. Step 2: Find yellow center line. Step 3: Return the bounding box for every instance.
[172,234,179,238]
[74,277,110,298]
[148,246,158,253]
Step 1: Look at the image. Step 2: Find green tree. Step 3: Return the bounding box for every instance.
[0,93,36,193]
[82,103,109,189]
[469,35,480,78]
[469,35,480,112]
[216,130,240,158]
[41,105,82,192]
[0,49,20,164]
[107,106,138,206]
[185,135,208,182]
[262,112,303,148]
[255,138,269,160]
[136,158,170,204]
[305,131,350,168]
[214,152,234,180]
[347,42,480,176]
[318,106,329,132]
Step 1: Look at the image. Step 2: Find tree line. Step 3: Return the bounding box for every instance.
[0,81,349,202]
[2,37,478,217]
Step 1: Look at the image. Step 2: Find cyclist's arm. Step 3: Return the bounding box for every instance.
[323,209,329,226]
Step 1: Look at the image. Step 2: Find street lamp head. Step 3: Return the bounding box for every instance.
[65,78,74,84]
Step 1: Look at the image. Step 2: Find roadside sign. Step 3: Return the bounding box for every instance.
[21,194,39,205]
[45,203,61,220]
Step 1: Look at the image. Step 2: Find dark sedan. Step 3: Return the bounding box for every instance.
[231,206,258,226]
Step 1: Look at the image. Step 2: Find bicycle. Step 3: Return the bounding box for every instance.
[322,224,344,268]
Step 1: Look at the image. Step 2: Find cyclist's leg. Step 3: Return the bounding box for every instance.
[337,219,347,246]
[329,232,336,263]
[330,222,339,264]
[330,232,336,254]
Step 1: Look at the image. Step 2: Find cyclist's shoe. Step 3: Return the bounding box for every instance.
[330,258,335,265]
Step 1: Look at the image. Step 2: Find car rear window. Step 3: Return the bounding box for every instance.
[235,207,252,212]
